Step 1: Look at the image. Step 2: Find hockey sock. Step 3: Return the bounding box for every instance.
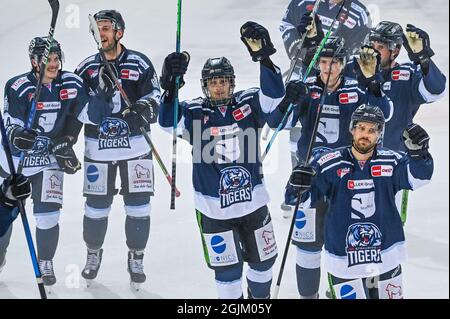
[296,265,321,298]
[36,225,59,260]
[247,266,273,299]
[125,216,150,250]
[83,216,108,250]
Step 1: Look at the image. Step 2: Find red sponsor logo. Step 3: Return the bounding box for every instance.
[37,102,44,110]
[232,105,251,121]
[121,69,139,81]
[60,88,78,100]
[337,167,351,178]
[306,4,314,11]
[339,92,358,104]
[211,127,219,136]
[391,70,410,81]
[371,165,393,177]
[348,180,355,189]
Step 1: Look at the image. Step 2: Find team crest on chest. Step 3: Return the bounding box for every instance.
[219,166,252,209]
[346,223,382,267]
[98,118,131,150]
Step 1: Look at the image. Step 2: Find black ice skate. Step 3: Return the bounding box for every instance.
[82,248,103,287]
[127,250,146,291]
[39,259,56,293]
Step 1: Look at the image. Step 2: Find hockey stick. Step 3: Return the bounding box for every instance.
[285,0,322,84]
[400,189,409,225]
[262,0,321,143]
[273,3,349,299]
[170,0,183,210]
[262,0,347,162]
[88,15,180,198]
[0,113,47,299]
[17,0,60,176]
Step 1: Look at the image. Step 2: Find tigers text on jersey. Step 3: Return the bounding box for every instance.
[75,47,161,161]
[159,64,285,220]
[304,146,433,278]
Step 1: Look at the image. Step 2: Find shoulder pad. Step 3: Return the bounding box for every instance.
[376,148,403,159]
[305,76,317,84]
[317,150,343,167]
[235,88,258,103]
[126,51,151,70]
[61,72,83,83]
[10,75,31,92]
[344,78,359,86]
[76,54,98,72]
[185,97,205,108]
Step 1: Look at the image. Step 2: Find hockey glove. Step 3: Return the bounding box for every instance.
[289,165,316,194]
[0,174,31,207]
[123,99,159,128]
[96,63,118,101]
[54,147,81,175]
[240,21,276,62]
[297,11,324,45]
[354,45,383,96]
[10,126,38,152]
[402,24,435,73]
[50,135,76,155]
[402,123,430,159]
[160,51,190,91]
[278,80,309,114]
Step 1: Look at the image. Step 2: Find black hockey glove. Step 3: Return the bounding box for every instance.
[402,123,430,159]
[10,126,38,152]
[160,51,190,91]
[0,174,31,207]
[50,135,76,155]
[54,147,81,175]
[354,45,383,97]
[289,165,316,194]
[278,80,309,114]
[96,62,118,101]
[402,24,435,74]
[297,11,324,46]
[240,21,276,62]
[123,99,159,128]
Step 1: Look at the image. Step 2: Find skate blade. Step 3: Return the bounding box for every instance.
[130,281,141,291]
[85,279,94,288]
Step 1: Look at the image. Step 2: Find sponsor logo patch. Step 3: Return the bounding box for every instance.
[317,151,341,166]
[347,179,374,190]
[121,69,140,81]
[371,165,393,177]
[232,104,252,121]
[339,92,359,104]
[391,70,411,81]
[60,88,78,100]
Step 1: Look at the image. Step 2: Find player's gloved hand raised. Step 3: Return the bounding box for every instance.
[402,24,435,68]
[240,21,276,62]
[278,80,309,114]
[96,62,118,101]
[289,165,316,193]
[297,11,324,44]
[160,51,190,91]
[402,123,430,159]
[11,126,38,152]
[0,174,31,207]
[354,45,383,95]
[123,99,159,128]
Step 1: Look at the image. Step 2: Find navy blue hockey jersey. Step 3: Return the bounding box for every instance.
[268,76,393,163]
[75,47,161,161]
[159,64,285,220]
[303,146,433,278]
[346,59,446,151]
[1,71,101,177]
[280,0,371,59]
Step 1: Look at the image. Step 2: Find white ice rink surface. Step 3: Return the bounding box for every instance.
[0,0,448,299]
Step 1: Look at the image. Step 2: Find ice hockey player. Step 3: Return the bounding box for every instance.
[159,21,285,299]
[0,36,101,289]
[0,174,31,273]
[75,10,160,290]
[288,104,433,298]
[269,36,393,299]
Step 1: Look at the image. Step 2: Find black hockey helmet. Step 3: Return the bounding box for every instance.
[319,36,349,62]
[94,9,125,31]
[349,104,385,134]
[369,21,403,50]
[29,36,63,60]
[201,57,236,107]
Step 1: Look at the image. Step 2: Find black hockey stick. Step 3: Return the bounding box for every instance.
[88,15,181,198]
[17,0,60,176]
[273,1,349,299]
